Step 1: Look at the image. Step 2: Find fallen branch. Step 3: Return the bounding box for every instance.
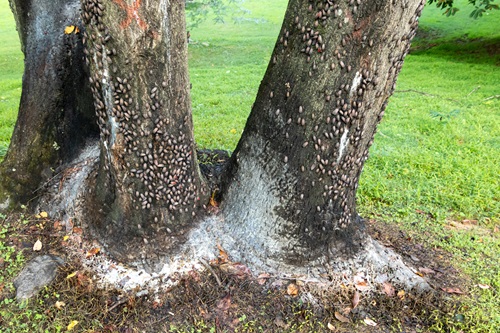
[484,94,500,101]
[394,89,460,103]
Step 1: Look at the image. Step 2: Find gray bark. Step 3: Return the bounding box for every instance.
[220,0,425,269]
[0,0,98,206]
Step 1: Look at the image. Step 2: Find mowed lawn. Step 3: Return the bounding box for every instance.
[0,1,499,331]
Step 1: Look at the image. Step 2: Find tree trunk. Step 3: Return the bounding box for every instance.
[80,0,209,268]
[220,0,425,271]
[3,0,428,289]
[0,0,98,207]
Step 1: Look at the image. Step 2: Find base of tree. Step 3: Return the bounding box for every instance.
[32,143,428,292]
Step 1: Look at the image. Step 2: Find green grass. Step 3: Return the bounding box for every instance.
[0,0,23,159]
[188,1,287,150]
[1,0,500,332]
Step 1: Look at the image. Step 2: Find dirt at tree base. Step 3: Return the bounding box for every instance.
[1,209,467,333]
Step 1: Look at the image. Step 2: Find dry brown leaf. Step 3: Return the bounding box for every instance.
[219,262,251,278]
[55,301,66,310]
[355,280,370,292]
[383,282,396,297]
[287,283,299,297]
[334,311,350,323]
[217,243,229,263]
[441,287,464,295]
[86,247,100,258]
[419,267,436,275]
[352,291,360,309]
[364,318,377,326]
[73,227,83,234]
[33,239,42,252]
[327,322,336,331]
[257,273,271,285]
[53,221,63,231]
[216,294,232,312]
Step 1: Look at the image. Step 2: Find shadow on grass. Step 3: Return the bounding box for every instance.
[411,35,500,66]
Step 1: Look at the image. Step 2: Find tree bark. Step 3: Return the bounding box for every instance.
[3,0,428,287]
[220,0,425,270]
[0,0,98,206]
[80,0,209,268]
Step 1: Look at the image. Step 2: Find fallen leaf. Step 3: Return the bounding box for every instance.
[397,290,405,300]
[40,211,48,218]
[63,235,70,241]
[55,301,66,310]
[219,262,251,278]
[64,25,76,34]
[33,239,42,251]
[66,271,78,279]
[86,247,100,258]
[355,280,370,292]
[441,287,464,295]
[334,311,350,323]
[216,243,228,263]
[383,282,395,297]
[419,267,436,275]
[73,227,83,234]
[287,283,299,297]
[327,322,336,331]
[364,318,377,326]
[478,284,490,289]
[53,221,63,231]
[230,128,237,134]
[67,320,79,331]
[216,294,232,312]
[352,291,360,309]
[257,273,271,285]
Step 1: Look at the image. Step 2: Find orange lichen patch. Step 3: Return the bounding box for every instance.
[112,0,148,30]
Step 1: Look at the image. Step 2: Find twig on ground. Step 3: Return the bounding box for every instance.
[199,258,223,288]
[484,94,500,101]
[108,297,128,312]
[467,86,481,97]
[394,89,461,103]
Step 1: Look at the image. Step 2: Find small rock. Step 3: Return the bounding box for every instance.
[13,255,65,301]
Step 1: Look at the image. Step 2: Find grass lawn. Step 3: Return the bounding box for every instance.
[1,0,499,332]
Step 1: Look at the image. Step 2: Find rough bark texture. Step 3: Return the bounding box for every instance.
[0,0,98,207]
[220,0,425,270]
[81,0,209,269]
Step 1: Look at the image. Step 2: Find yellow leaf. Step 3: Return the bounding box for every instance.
[230,128,237,134]
[33,239,42,251]
[35,214,41,218]
[63,235,70,241]
[67,320,79,331]
[40,211,48,218]
[287,283,299,296]
[66,271,78,279]
[55,301,66,310]
[64,26,76,35]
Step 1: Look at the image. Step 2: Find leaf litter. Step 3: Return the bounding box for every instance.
[0,211,476,332]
